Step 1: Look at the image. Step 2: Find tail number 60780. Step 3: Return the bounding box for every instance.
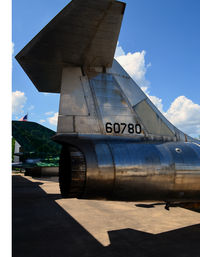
[105,122,142,134]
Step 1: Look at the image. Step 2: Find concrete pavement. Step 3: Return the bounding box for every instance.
[13,174,200,257]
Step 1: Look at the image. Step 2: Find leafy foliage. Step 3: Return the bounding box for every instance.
[12,121,61,159]
[12,137,15,162]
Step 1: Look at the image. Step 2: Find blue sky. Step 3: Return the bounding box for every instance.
[12,0,200,136]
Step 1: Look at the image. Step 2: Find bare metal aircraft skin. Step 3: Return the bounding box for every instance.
[16,0,200,202]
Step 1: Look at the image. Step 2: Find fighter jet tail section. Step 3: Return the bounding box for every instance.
[56,59,199,143]
[16,0,200,202]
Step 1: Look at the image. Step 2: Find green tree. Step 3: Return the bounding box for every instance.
[12,137,15,162]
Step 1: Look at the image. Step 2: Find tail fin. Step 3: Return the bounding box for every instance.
[107,60,197,142]
[15,0,198,143]
[12,121,61,157]
[57,60,196,142]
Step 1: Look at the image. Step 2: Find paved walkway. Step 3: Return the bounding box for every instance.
[13,174,200,257]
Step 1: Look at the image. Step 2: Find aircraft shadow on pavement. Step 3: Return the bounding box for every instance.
[13,175,200,257]
[27,175,59,183]
[135,203,164,208]
[135,203,200,213]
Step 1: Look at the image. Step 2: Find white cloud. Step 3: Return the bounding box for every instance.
[12,91,27,115]
[115,44,161,110]
[115,44,200,137]
[12,42,14,55]
[141,86,164,113]
[47,112,58,126]
[142,89,200,137]
[45,111,54,116]
[39,119,45,124]
[114,42,125,57]
[165,96,200,136]
[115,44,151,87]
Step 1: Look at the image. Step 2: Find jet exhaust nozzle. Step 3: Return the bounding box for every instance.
[59,141,200,201]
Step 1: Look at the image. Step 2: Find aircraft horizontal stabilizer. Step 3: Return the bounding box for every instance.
[16,0,126,93]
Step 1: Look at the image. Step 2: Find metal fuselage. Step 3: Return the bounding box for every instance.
[55,125,200,202]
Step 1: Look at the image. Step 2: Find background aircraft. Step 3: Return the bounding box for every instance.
[15,0,200,203]
[12,121,61,176]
